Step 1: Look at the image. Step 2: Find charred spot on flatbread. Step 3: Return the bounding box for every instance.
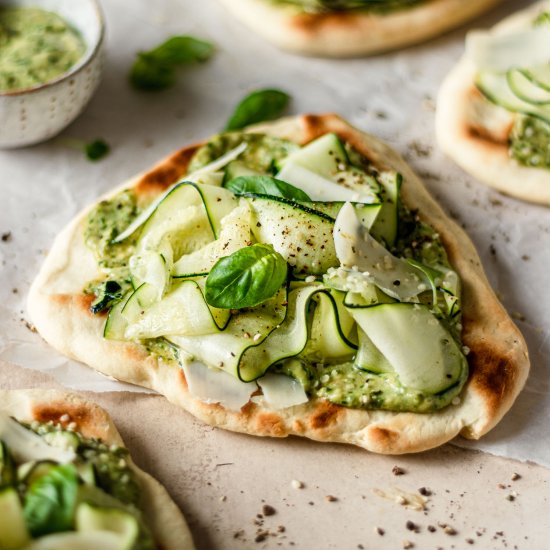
[31,398,110,440]
[309,401,342,430]
[135,145,200,195]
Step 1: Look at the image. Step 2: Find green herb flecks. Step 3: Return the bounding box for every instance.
[130,36,214,91]
[224,175,311,201]
[225,89,290,131]
[88,279,128,314]
[205,243,288,309]
[85,139,110,161]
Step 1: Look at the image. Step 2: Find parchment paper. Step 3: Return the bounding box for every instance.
[1,0,548,465]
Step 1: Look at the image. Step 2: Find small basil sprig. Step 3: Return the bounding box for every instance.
[24,464,79,536]
[225,175,311,201]
[205,244,288,309]
[130,36,215,91]
[225,89,290,130]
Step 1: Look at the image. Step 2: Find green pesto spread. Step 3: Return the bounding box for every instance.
[268,0,424,13]
[510,115,550,169]
[85,131,465,414]
[0,7,85,92]
[188,132,299,174]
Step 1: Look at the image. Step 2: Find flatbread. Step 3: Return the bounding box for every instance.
[216,0,501,57]
[0,388,194,550]
[436,1,550,205]
[28,114,529,454]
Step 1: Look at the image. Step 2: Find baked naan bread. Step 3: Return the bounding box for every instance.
[28,114,529,454]
[216,0,501,57]
[436,1,550,205]
[0,388,194,549]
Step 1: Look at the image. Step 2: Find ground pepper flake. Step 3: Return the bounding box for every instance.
[262,504,276,516]
[1,232,11,242]
[406,521,419,532]
[325,495,338,502]
[375,527,385,536]
[392,466,406,476]
[418,487,432,496]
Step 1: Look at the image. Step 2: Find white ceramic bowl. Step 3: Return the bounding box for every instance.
[0,0,105,148]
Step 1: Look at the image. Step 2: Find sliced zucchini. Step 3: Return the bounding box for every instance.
[21,532,126,550]
[187,171,225,187]
[369,171,401,247]
[238,285,321,381]
[0,487,30,550]
[332,167,381,200]
[354,328,394,375]
[139,182,237,243]
[466,27,550,72]
[0,441,15,487]
[76,503,138,549]
[173,203,252,278]
[507,69,550,105]
[521,64,550,92]
[279,133,348,177]
[168,286,288,380]
[303,290,357,362]
[128,251,169,299]
[476,70,550,124]
[298,201,382,230]
[104,284,158,341]
[351,303,467,394]
[125,279,230,340]
[223,160,262,184]
[246,194,337,275]
[277,162,377,203]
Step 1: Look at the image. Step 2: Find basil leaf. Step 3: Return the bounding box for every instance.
[225,89,291,131]
[225,175,311,201]
[130,36,215,91]
[85,139,110,161]
[147,36,215,64]
[205,244,288,309]
[24,464,79,536]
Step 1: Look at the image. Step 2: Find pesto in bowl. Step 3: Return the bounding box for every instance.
[0,7,86,92]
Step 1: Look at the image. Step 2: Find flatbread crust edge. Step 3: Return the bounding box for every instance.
[436,1,550,206]
[0,388,195,550]
[28,113,529,455]
[216,0,501,57]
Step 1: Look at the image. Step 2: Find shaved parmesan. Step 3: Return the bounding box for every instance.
[256,373,308,410]
[333,203,425,300]
[114,144,247,244]
[0,413,75,464]
[182,361,256,411]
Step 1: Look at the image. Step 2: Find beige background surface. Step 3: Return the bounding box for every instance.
[3,361,548,550]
